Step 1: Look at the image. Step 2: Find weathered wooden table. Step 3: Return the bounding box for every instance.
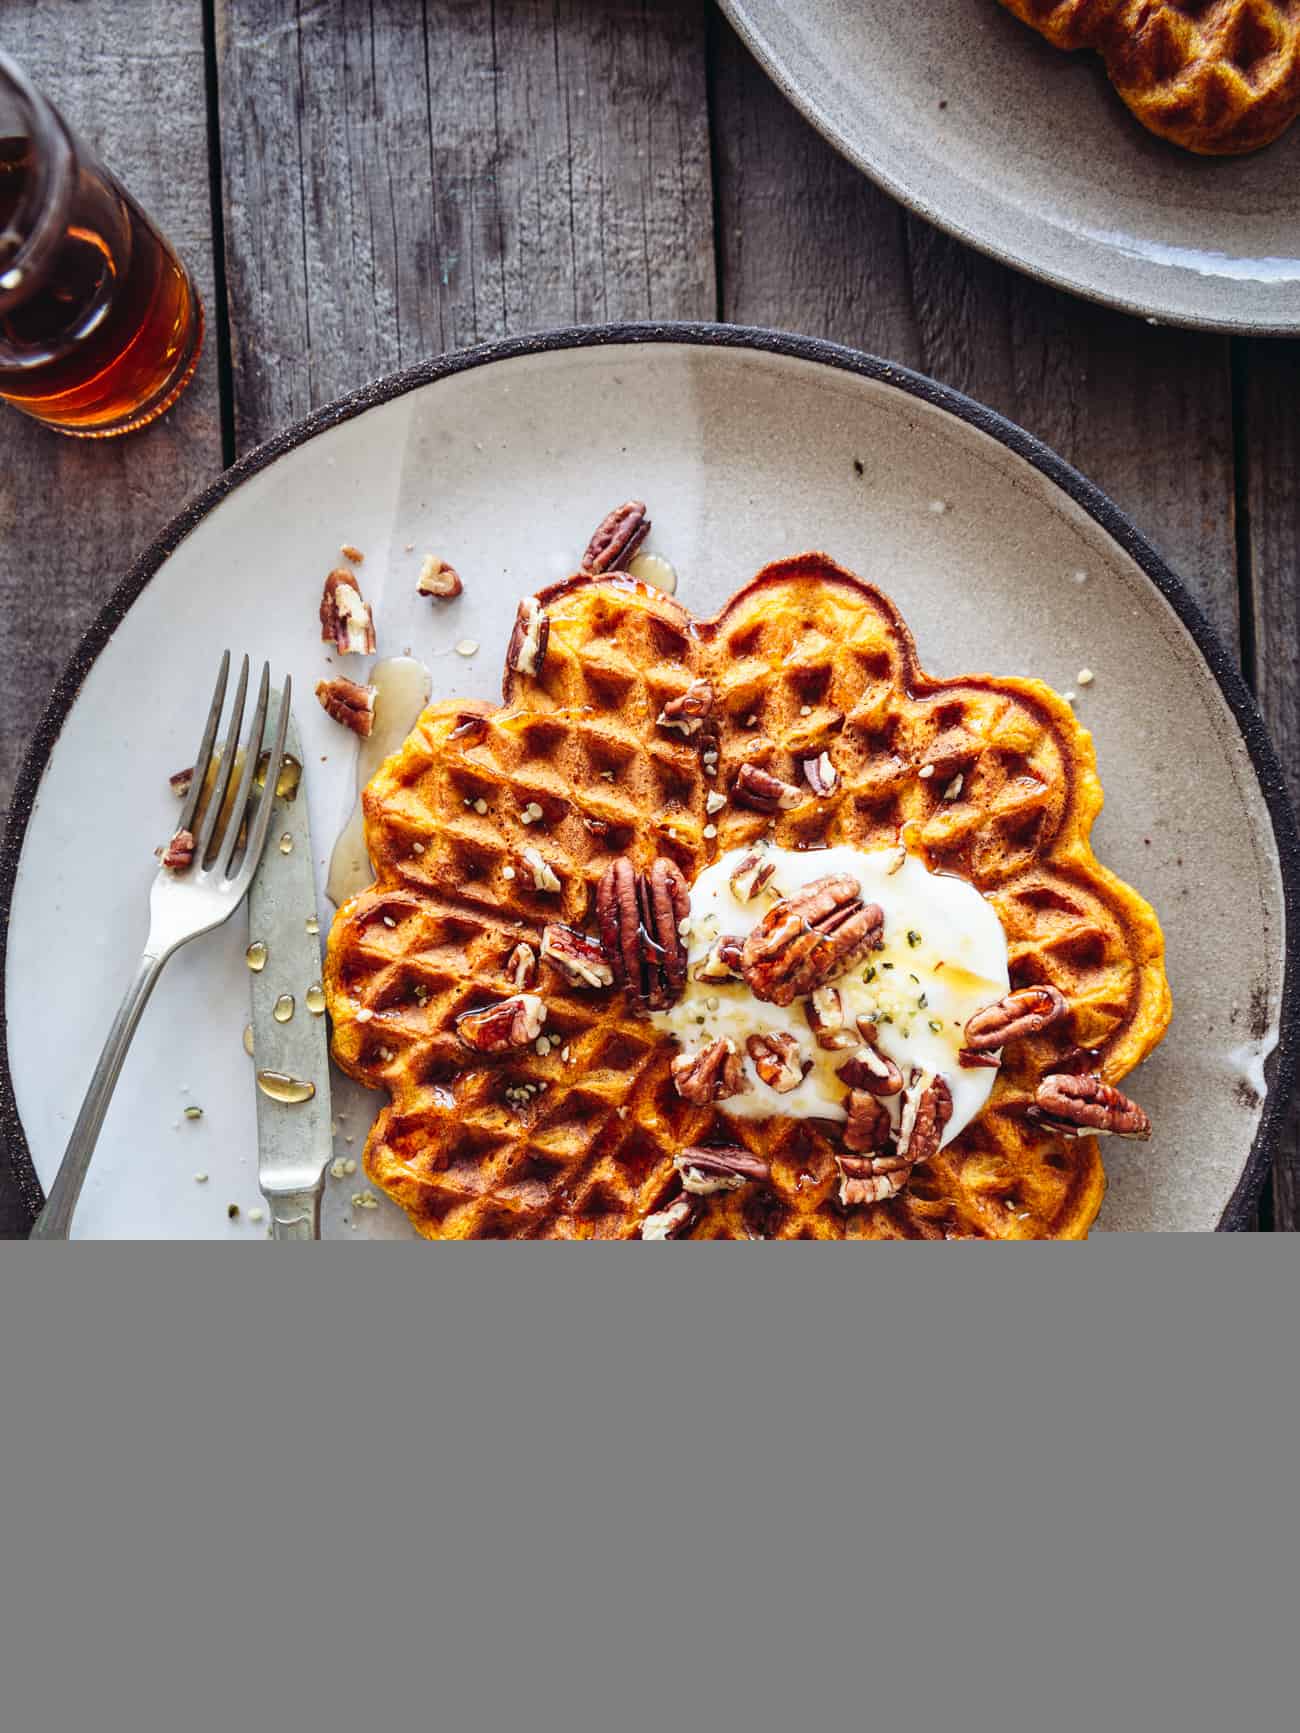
[2,1,1295,1231]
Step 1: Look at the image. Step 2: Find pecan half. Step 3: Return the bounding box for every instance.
[746,1032,806,1094]
[965,985,1069,1052]
[582,500,650,573]
[674,1146,771,1195]
[456,993,547,1053]
[597,855,689,1010]
[319,569,376,655]
[506,596,549,679]
[671,1037,749,1105]
[730,852,776,903]
[1034,1074,1151,1141]
[657,678,714,738]
[803,752,839,798]
[316,676,375,737]
[162,828,195,872]
[641,1195,694,1240]
[694,935,745,983]
[741,876,884,1007]
[839,1147,914,1207]
[541,923,614,989]
[733,762,803,815]
[841,1092,892,1155]
[837,1042,904,1098]
[805,985,858,1050]
[897,1073,953,1163]
[506,942,538,991]
[417,555,463,599]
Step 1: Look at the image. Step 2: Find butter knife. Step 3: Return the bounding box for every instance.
[248,703,332,1239]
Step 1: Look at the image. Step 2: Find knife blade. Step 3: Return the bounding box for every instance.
[248,701,332,1239]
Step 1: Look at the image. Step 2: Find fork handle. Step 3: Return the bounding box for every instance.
[30,951,166,1240]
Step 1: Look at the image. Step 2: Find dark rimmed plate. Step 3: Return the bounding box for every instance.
[2,324,1295,1234]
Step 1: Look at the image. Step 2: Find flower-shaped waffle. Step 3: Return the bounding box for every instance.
[325,556,1170,1239]
[998,1,1300,156]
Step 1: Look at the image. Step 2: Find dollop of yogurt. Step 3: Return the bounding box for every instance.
[652,845,1011,1150]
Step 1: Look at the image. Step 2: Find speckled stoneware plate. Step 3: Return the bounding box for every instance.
[719,0,1300,333]
[2,327,1295,1236]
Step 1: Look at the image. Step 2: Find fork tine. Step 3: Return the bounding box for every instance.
[216,662,270,880]
[194,653,249,868]
[174,650,230,837]
[237,676,292,884]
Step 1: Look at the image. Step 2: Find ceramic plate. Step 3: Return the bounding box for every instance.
[719,0,1300,333]
[2,327,1295,1236]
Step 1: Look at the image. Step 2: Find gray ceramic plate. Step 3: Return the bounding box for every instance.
[720,0,1300,333]
[1,327,1295,1235]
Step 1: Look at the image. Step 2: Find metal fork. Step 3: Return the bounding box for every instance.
[31,653,292,1239]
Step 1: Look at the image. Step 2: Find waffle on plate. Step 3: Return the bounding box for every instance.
[325,549,1170,1239]
[998,0,1300,154]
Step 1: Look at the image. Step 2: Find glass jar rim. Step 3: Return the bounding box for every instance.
[0,52,75,312]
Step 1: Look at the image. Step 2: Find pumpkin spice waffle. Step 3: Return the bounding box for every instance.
[998,1,1300,155]
[325,552,1170,1239]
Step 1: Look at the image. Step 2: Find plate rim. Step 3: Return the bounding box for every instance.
[2,321,1295,1232]
[717,0,1300,337]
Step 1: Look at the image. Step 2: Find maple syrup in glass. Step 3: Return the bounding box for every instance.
[0,53,203,437]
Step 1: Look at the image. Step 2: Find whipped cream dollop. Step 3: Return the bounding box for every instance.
[651,845,1011,1149]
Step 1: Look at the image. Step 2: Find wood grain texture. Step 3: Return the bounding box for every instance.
[215,0,715,449]
[709,9,1240,654]
[0,2,222,1238]
[1243,342,1300,1229]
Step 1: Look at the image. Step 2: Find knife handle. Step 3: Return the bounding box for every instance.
[267,1190,321,1241]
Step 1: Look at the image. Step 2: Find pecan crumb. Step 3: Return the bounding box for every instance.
[506,596,549,679]
[417,555,463,599]
[541,924,614,988]
[803,752,839,797]
[641,1195,694,1240]
[657,679,714,738]
[169,766,194,798]
[162,828,196,872]
[506,942,538,991]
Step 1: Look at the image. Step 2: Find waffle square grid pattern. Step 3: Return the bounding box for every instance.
[998,0,1300,154]
[324,556,1171,1240]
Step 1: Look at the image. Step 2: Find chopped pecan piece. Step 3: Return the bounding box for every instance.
[965,985,1069,1052]
[897,1073,953,1163]
[319,569,376,655]
[506,942,538,991]
[506,597,550,679]
[657,678,714,738]
[641,1196,694,1240]
[805,986,858,1050]
[456,993,547,1053]
[1034,1074,1151,1140]
[519,846,562,893]
[742,876,884,1007]
[671,1037,749,1105]
[597,855,689,1010]
[316,676,376,737]
[162,828,195,872]
[836,1042,904,1098]
[582,500,650,573]
[803,752,839,798]
[541,923,614,989]
[169,766,194,798]
[746,1032,806,1094]
[417,555,463,599]
[733,762,803,815]
[841,1092,892,1155]
[730,852,777,903]
[839,1146,914,1207]
[694,935,745,983]
[674,1146,771,1195]
[958,1048,1002,1070]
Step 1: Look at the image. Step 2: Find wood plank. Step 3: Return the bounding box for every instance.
[1243,342,1300,1230]
[0,0,222,1236]
[215,0,715,450]
[709,8,1239,654]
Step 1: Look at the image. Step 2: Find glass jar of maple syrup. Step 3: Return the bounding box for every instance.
[0,53,203,437]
